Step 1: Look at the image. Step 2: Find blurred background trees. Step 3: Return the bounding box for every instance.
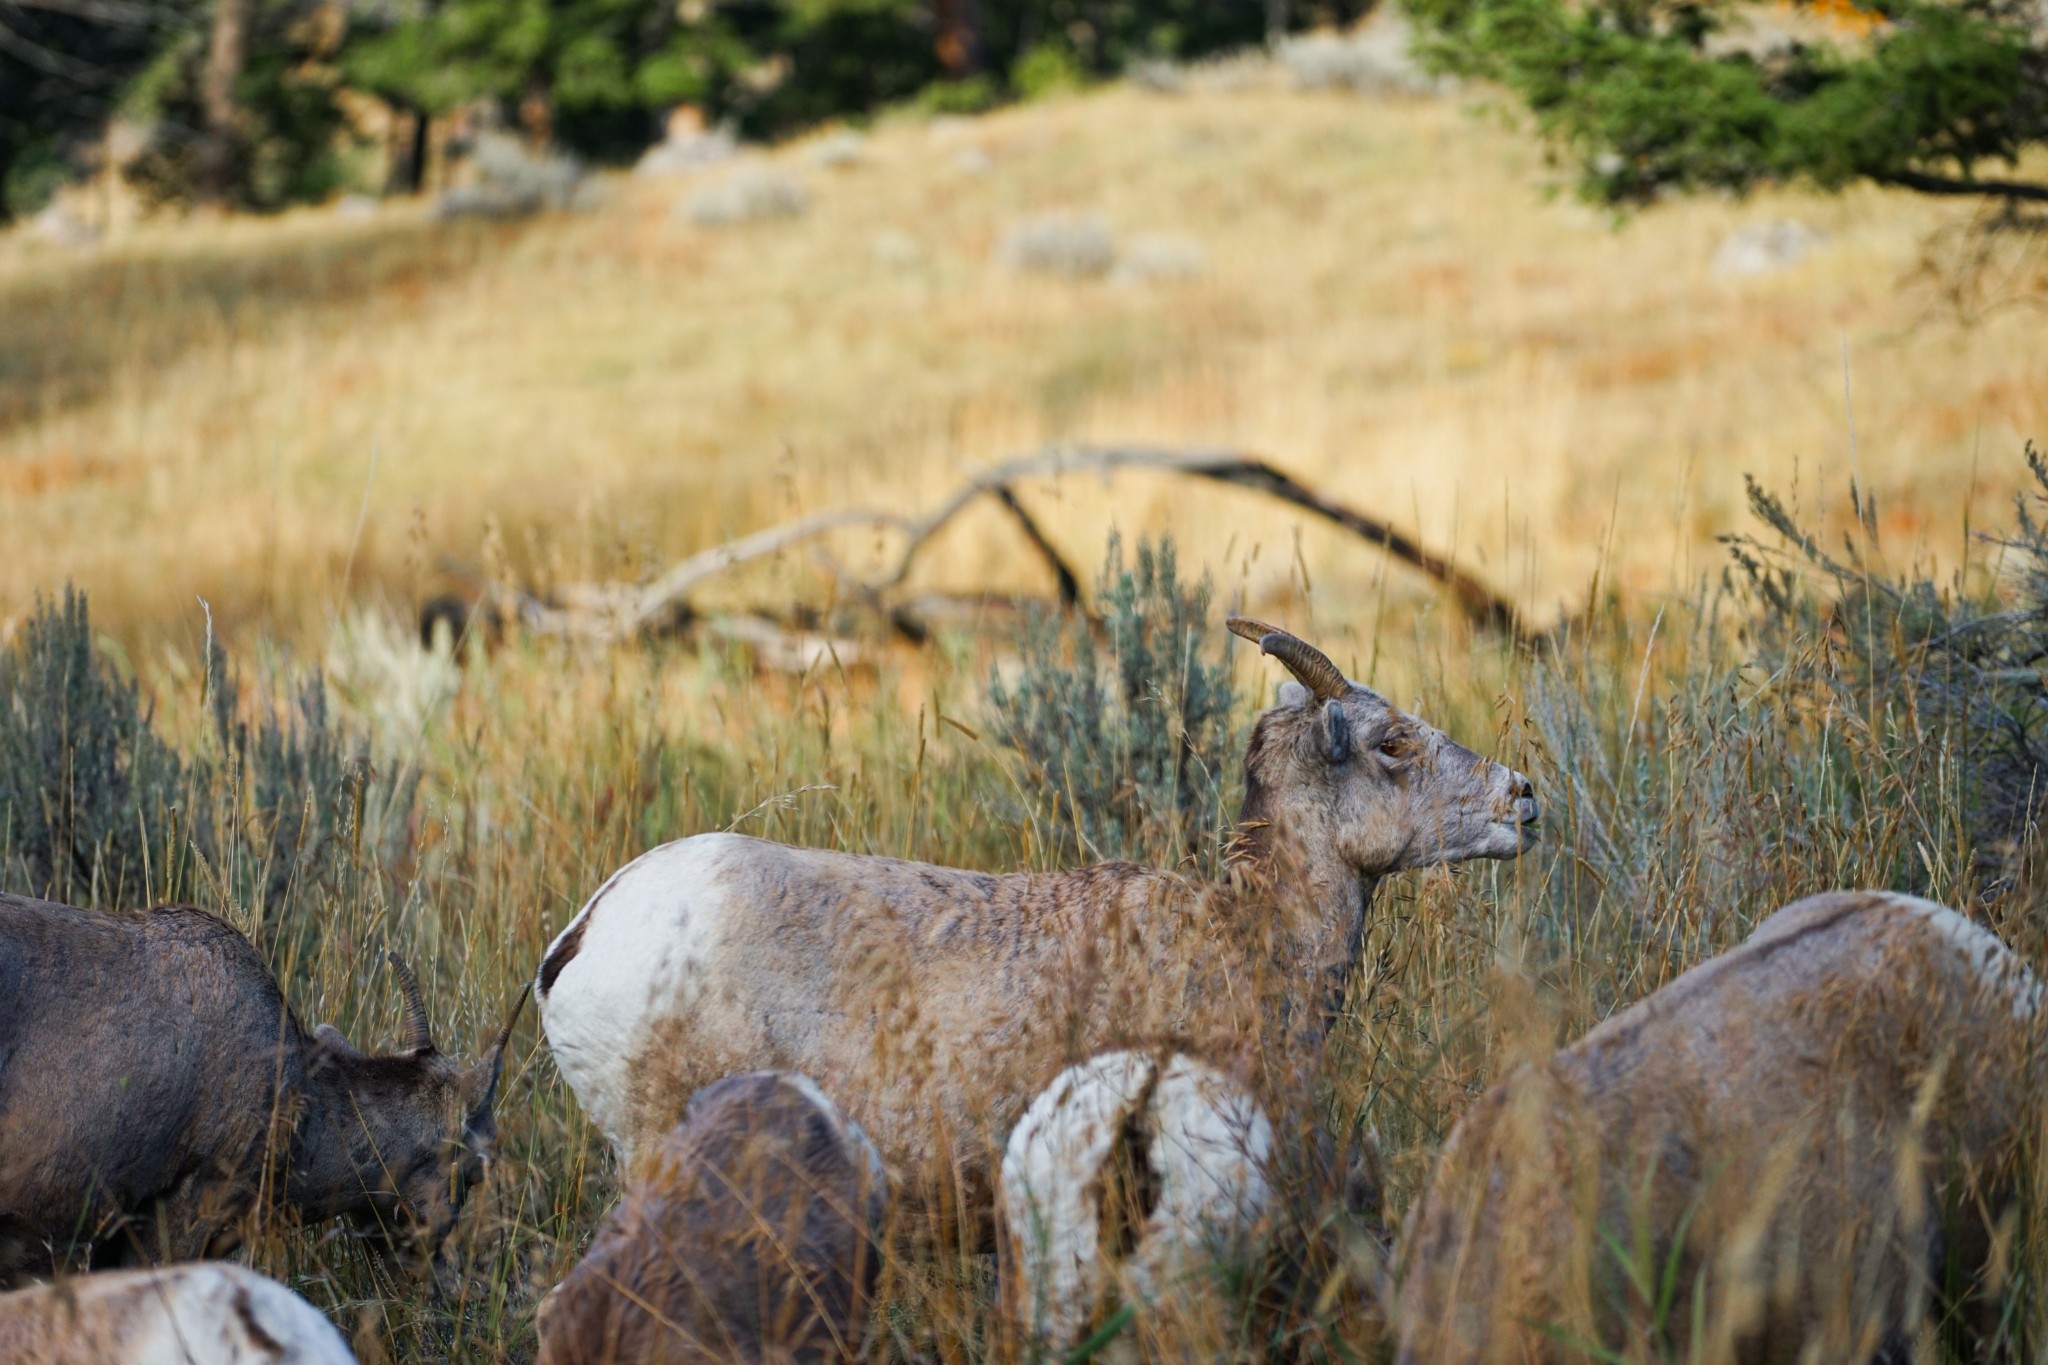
[17,0,2044,224]
[1,0,1369,218]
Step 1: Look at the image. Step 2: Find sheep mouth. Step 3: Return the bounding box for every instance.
[1495,817,1540,849]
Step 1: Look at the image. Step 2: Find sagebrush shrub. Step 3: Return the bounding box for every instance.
[0,587,413,912]
[1726,448,2048,894]
[0,588,192,906]
[986,535,1238,870]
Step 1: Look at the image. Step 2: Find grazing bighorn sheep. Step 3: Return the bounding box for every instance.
[999,1050,1274,1358]
[536,1071,887,1365]
[537,617,1536,1211]
[1396,890,2044,1365]
[0,1263,355,1364]
[0,893,524,1285]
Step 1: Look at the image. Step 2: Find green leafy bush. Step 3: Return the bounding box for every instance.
[1408,0,2048,206]
[0,588,414,912]
[986,535,1239,870]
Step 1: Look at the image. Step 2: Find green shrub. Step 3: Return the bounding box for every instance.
[0,588,414,913]
[1724,450,2048,894]
[986,535,1238,871]
[0,588,194,907]
[1011,41,1088,99]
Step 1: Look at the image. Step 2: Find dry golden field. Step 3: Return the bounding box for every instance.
[5,74,2044,655]
[6,59,2048,1364]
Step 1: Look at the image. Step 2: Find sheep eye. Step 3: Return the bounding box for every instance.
[1378,737,1407,759]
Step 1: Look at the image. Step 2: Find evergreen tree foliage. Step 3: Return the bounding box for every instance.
[1408,0,2048,204]
[4,0,1368,216]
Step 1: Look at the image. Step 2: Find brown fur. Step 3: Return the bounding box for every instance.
[0,893,518,1284]
[537,1072,887,1365]
[586,684,1528,1166]
[1396,891,2041,1365]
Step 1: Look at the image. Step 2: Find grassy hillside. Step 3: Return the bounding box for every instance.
[5,56,2048,1363]
[5,74,2043,651]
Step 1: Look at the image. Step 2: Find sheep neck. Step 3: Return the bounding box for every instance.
[1229,809,1380,1015]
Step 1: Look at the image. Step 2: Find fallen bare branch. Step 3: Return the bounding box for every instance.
[436,444,1526,648]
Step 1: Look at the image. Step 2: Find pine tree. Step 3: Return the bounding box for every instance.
[1408,0,2048,204]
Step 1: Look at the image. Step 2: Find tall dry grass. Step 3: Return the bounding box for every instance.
[5,56,2047,1365]
[10,461,2045,1360]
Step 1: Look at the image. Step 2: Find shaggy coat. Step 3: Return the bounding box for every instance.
[0,1263,354,1364]
[0,894,520,1284]
[537,1071,887,1365]
[1396,890,2043,1365]
[537,622,1537,1215]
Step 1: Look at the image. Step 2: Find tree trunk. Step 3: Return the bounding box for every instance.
[936,0,981,76]
[387,108,431,196]
[196,0,251,206]
[519,71,554,150]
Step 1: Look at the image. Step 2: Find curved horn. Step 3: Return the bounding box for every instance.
[1225,615,1350,702]
[386,952,435,1054]
[470,983,531,1120]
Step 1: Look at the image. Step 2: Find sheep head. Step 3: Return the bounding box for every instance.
[301,959,528,1271]
[1229,617,1538,877]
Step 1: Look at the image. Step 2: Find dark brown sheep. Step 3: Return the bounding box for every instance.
[0,893,523,1285]
[537,1071,888,1365]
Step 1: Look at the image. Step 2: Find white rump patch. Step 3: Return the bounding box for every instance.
[999,1051,1273,1351]
[537,834,743,1155]
[34,1264,354,1364]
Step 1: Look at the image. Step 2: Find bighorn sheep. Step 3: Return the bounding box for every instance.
[999,1050,1274,1358]
[537,617,1536,1213]
[0,893,524,1285]
[536,1071,887,1365]
[0,1263,355,1364]
[1396,890,2044,1365]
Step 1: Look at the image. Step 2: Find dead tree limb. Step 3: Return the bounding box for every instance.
[874,445,1527,639]
[451,444,1525,648]
[988,484,1082,607]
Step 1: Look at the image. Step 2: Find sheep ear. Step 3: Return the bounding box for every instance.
[1276,680,1311,709]
[1323,701,1351,764]
[310,1024,363,1075]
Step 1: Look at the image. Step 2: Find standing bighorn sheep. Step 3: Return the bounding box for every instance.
[537,617,1536,1211]
[537,1071,887,1365]
[0,1263,355,1364]
[1396,890,2044,1365]
[0,893,524,1285]
[999,1050,1274,1358]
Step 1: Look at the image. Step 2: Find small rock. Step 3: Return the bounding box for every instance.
[432,132,582,220]
[871,228,923,268]
[1711,220,1824,277]
[30,204,100,247]
[999,212,1116,279]
[635,127,738,178]
[1280,10,1454,96]
[954,146,996,177]
[808,130,866,169]
[682,167,810,226]
[332,193,380,219]
[1128,59,1186,93]
[1110,233,1208,285]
